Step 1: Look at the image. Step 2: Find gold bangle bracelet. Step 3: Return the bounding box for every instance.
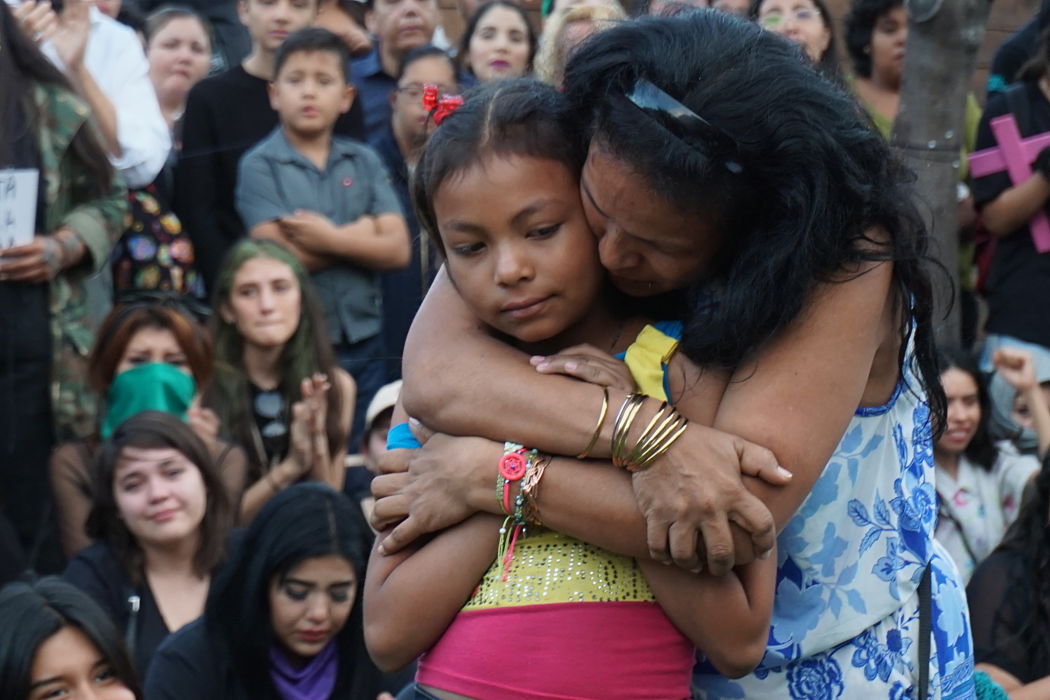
[611,393,647,469]
[577,387,609,459]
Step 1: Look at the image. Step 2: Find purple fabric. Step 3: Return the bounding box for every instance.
[269,640,339,700]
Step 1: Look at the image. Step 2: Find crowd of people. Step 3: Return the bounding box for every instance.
[3,0,1050,698]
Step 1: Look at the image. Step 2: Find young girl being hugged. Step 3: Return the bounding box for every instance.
[363,79,778,700]
[205,240,356,522]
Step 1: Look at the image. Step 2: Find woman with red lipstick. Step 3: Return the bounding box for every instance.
[63,412,233,678]
[458,1,536,83]
[144,484,393,700]
[934,347,1040,583]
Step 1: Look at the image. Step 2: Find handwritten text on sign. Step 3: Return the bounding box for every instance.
[0,169,39,250]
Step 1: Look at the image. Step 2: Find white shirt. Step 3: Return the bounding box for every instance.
[934,440,1039,583]
[43,7,170,188]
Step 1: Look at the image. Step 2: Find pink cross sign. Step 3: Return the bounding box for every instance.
[968,114,1050,253]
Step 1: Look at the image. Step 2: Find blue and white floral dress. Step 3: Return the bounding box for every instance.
[693,344,976,700]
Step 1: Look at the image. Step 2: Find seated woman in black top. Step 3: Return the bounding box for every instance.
[64,411,233,678]
[144,483,389,700]
[0,577,142,700]
[967,455,1050,696]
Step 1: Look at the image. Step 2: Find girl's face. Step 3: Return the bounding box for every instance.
[757,0,830,63]
[434,154,606,347]
[937,367,981,457]
[28,626,134,700]
[580,143,720,297]
[868,5,907,87]
[115,326,192,378]
[222,257,303,350]
[269,555,356,661]
[467,5,531,82]
[113,446,208,550]
[147,17,212,104]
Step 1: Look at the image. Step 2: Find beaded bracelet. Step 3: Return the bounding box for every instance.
[496,442,535,581]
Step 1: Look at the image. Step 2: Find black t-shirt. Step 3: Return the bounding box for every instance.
[63,543,172,678]
[967,546,1050,683]
[174,65,366,293]
[972,81,1050,348]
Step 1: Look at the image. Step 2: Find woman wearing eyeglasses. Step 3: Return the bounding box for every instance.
[752,0,840,79]
[372,11,975,700]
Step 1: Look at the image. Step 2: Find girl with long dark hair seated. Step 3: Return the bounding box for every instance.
[934,347,1042,583]
[51,301,248,556]
[0,576,142,700]
[144,484,391,700]
[204,240,355,522]
[63,411,233,677]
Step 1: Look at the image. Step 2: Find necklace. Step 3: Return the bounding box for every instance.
[607,319,626,353]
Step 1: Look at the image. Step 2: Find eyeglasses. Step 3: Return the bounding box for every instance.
[758,7,821,29]
[396,83,459,101]
[625,78,743,174]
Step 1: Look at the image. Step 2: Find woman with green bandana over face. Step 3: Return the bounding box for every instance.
[50,301,249,558]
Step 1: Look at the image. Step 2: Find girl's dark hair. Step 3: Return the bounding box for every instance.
[86,411,233,582]
[936,346,997,471]
[458,1,538,78]
[0,2,113,192]
[844,0,903,78]
[204,484,381,698]
[398,43,458,81]
[997,457,1050,673]
[144,5,214,48]
[206,239,345,476]
[412,78,585,256]
[0,577,143,700]
[562,12,945,428]
[1019,23,1050,83]
[750,0,841,80]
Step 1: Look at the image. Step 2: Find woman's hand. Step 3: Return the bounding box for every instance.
[300,374,337,486]
[993,347,1038,394]
[288,401,316,479]
[531,344,637,391]
[187,400,221,445]
[370,433,503,554]
[631,423,786,575]
[0,236,63,283]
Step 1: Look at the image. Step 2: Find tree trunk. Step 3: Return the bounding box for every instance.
[891,0,992,346]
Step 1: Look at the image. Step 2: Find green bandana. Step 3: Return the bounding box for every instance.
[101,363,196,439]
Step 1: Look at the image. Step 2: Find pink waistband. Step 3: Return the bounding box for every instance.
[417,601,694,700]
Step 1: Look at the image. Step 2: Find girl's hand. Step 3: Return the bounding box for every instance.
[187,400,220,445]
[288,401,315,479]
[12,1,58,44]
[631,423,787,575]
[531,344,637,391]
[993,348,1038,394]
[370,434,502,554]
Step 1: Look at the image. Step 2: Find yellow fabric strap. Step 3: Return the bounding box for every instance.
[623,324,679,402]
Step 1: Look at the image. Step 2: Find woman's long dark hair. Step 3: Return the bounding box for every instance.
[997,457,1050,674]
[87,411,233,582]
[562,12,945,429]
[936,346,997,471]
[0,2,113,192]
[0,577,143,699]
[204,484,381,698]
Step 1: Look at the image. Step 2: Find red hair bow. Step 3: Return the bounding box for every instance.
[422,84,464,125]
